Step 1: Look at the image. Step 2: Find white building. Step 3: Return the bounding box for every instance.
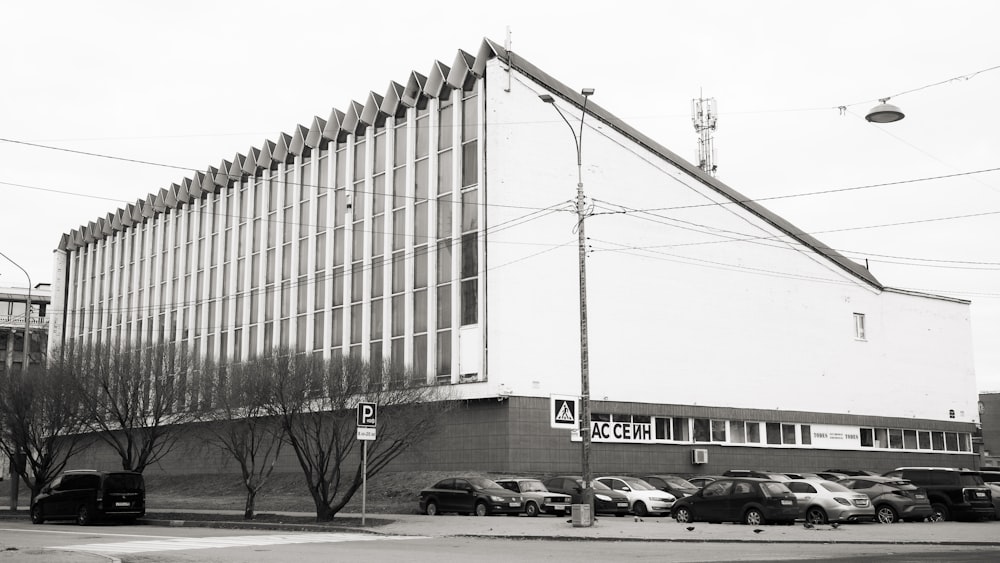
[52,39,977,475]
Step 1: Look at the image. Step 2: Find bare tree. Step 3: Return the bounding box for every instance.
[268,352,450,521]
[69,343,201,473]
[0,362,89,501]
[197,357,285,520]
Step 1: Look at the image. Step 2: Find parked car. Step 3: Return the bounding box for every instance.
[642,474,700,499]
[31,469,145,525]
[785,478,874,524]
[723,469,791,482]
[542,476,631,516]
[838,476,934,523]
[825,469,880,477]
[986,482,1000,520]
[814,471,849,482]
[596,476,676,517]
[979,469,1000,483]
[495,478,571,517]
[686,475,726,489]
[883,467,994,521]
[418,477,523,516]
[671,477,799,525]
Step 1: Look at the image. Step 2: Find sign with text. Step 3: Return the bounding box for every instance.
[357,402,377,427]
[357,427,377,441]
[570,421,657,444]
[807,424,861,449]
[550,395,579,429]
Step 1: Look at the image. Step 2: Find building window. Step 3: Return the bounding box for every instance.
[854,312,866,340]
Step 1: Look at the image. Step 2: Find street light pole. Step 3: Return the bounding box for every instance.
[540,88,595,522]
[0,250,31,512]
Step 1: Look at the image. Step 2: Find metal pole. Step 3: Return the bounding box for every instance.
[0,251,31,512]
[539,90,595,524]
[575,93,594,521]
[362,440,367,526]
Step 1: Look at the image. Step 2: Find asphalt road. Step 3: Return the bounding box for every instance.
[3,521,1000,563]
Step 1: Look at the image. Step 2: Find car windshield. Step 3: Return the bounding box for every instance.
[591,480,612,491]
[820,482,851,493]
[468,478,502,490]
[518,480,546,492]
[105,473,143,490]
[623,478,655,490]
[761,482,791,497]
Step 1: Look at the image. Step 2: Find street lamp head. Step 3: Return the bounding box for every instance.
[539,94,555,103]
[581,88,595,97]
[865,99,905,123]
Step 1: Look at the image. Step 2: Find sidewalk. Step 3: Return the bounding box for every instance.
[4,506,1000,545]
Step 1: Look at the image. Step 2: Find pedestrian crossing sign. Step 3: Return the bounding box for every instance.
[550,395,579,429]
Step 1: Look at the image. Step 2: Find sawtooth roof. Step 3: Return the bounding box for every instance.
[58,37,881,291]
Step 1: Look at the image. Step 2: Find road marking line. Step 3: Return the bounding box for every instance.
[59,532,427,554]
[0,527,182,539]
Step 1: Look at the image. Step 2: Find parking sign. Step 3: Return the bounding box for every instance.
[357,402,377,427]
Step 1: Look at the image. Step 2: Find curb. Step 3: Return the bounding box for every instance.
[139,518,391,535]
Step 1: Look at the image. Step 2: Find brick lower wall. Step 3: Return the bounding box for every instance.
[63,396,978,480]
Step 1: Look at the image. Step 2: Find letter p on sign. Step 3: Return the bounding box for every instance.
[357,402,377,427]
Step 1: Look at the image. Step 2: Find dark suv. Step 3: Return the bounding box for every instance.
[31,470,145,525]
[882,467,992,521]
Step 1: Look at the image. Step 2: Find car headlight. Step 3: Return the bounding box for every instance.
[652,497,673,502]
[834,497,851,506]
[489,495,504,502]
[595,494,612,502]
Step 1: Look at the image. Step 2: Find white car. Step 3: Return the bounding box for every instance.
[785,478,875,524]
[596,476,676,517]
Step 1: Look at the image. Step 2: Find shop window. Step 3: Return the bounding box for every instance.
[801,424,812,445]
[766,422,782,445]
[693,418,710,442]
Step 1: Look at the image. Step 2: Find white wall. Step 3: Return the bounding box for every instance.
[475,60,976,423]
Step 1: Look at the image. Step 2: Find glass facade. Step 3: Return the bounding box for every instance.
[59,77,483,393]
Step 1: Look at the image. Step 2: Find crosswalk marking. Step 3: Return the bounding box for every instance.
[59,532,426,554]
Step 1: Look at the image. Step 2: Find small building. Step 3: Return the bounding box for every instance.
[51,39,978,477]
[980,393,1000,468]
[0,283,50,371]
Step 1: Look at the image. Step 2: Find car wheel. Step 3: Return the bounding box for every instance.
[674,507,693,523]
[875,504,897,524]
[77,505,93,526]
[30,505,44,525]
[633,501,648,518]
[744,508,765,526]
[524,502,539,517]
[805,507,828,525]
[930,503,949,522]
[424,500,439,516]
[474,502,488,517]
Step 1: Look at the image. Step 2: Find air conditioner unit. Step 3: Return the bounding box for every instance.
[692,448,709,465]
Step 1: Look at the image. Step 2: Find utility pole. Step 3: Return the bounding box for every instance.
[539,87,596,524]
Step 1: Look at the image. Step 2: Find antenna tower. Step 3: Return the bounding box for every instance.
[691,94,718,176]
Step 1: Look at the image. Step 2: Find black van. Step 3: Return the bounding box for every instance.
[31,469,145,525]
[883,467,992,521]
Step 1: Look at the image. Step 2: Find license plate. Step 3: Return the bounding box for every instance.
[617,502,628,507]
[115,502,130,507]
[551,504,568,510]
[781,499,793,505]
[915,494,926,499]
[975,492,986,498]
[510,502,521,507]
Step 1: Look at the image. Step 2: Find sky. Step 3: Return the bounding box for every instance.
[2,1,999,392]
